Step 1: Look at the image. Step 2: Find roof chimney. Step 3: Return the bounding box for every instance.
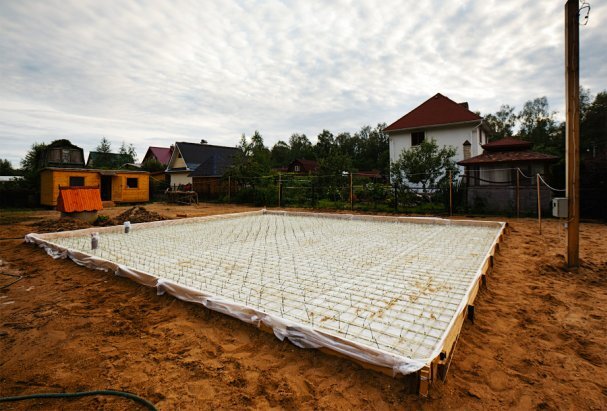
[459,102,469,109]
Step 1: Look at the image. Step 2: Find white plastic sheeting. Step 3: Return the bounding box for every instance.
[25,210,505,376]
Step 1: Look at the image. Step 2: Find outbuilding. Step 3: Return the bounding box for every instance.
[40,167,149,206]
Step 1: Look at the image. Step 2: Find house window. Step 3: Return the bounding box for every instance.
[463,141,471,160]
[126,177,138,188]
[69,176,85,187]
[411,131,425,146]
[294,165,300,172]
[62,149,71,163]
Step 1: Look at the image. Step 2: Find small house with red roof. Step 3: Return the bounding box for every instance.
[457,137,559,213]
[288,159,319,174]
[458,137,558,185]
[385,93,491,166]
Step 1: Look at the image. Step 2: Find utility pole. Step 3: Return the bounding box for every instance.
[565,0,580,268]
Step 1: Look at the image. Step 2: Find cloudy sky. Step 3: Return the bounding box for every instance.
[1,1,605,167]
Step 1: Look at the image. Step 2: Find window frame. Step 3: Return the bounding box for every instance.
[69,176,85,187]
[411,131,425,146]
[126,177,139,189]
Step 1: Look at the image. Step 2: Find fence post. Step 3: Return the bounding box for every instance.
[278,173,282,208]
[536,173,542,234]
[449,170,453,216]
[394,184,398,212]
[516,169,520,218]
[350,172,353,211]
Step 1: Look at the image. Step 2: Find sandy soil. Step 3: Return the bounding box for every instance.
[0,203,605,410]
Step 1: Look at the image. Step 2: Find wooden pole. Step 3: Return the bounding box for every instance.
[278,173,282,208]
[449,170,453,216]
[349,172,353,211]
[228,176,231,203]
[565,0,580,268]
[537,174,542,235]
[516,168,520,218]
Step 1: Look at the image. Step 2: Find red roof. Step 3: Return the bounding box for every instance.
[458,150,558,166]
[146,146,173,165]
[482,137,532,151]
[384,93,482,132]
[57,186,103,213]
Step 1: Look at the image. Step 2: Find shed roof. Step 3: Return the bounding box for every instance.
[458,150,558,165]
[384,93,482,132]
[481,137,533,151]
[56,186,103,213]
[144,146,173,165]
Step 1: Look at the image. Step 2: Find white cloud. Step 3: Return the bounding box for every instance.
[0,0,605,167]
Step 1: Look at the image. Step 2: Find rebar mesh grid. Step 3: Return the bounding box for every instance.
[44,213,502,361]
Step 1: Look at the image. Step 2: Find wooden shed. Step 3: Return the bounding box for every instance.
[40,167,149,206]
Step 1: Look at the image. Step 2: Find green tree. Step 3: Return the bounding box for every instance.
[288,133,314,161]
[315,130,335,159]
[20,142,48,189]
[581,90,607,156]
[96,137,112,153]
[270,140,291,168]
[356,123,389,174]
[0,159,14,176]
[484,105,518,141]
[118,141,137,163]
[518,97,562,155]
[391,139,458,193]
[141,158,165,172]
[225,132,271,187]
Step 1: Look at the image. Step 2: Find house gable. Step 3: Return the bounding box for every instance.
[385,93,482,132]
[387,94,488,167]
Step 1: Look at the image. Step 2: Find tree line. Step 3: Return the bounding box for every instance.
[4,88,606,188]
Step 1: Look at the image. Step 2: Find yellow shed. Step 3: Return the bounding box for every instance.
[40,167,150,206]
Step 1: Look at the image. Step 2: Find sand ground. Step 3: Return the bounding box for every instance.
[0,203,605,410]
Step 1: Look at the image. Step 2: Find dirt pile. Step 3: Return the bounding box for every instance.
[31,218,92,233]
[112,206,168,224]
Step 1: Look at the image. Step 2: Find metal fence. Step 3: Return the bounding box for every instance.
[209,168,566,217]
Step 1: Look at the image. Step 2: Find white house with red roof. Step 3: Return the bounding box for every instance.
[384,93,491,166]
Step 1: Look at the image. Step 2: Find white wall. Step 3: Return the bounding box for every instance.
[169,172,192,186]
[389,123,486,166]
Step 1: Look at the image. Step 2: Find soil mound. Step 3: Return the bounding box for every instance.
[113,206,168,224]
[32,218,92,233]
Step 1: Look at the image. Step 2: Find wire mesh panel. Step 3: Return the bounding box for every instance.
[41,212,503,363]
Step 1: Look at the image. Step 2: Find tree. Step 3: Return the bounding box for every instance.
[391,139,458,193]
[0,159,14,176]
[288,133,314,161]
[96,137,112,153]
[315,130,335,159]
[484,105,518,141]
[20,142,47,188]
[225,132,271,187]
[270,140,291,168]
[141,158,165,172]
[118,141,137,163]
[518,97,562,155]
[581,90,607,157]
[356,123,389,174]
